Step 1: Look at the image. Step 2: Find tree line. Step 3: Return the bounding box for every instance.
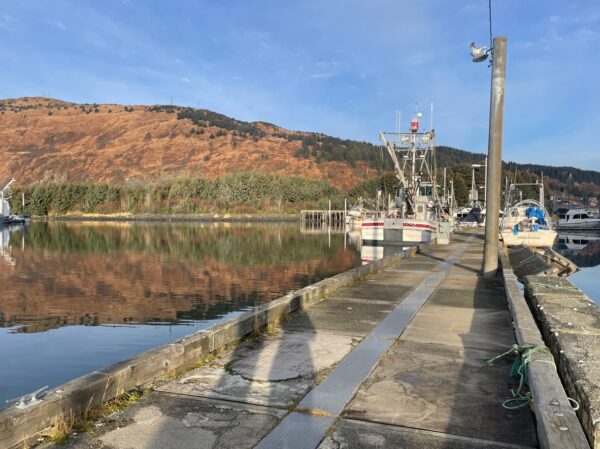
[9,173,342,216]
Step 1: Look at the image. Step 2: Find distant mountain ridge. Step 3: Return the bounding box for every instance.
[437,145,600,186]
[0,97,598,197]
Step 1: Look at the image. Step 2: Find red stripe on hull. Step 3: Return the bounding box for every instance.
[402,223,436,231]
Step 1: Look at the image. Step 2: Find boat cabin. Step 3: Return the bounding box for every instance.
[559,208,596,222]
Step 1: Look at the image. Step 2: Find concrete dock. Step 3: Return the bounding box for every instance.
[43,230,546,449]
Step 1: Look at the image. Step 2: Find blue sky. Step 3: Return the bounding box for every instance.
[1,0,599,170]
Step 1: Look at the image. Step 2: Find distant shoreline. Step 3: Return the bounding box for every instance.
[33,213,299,223]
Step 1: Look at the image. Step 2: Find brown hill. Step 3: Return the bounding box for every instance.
[0,97,374,190]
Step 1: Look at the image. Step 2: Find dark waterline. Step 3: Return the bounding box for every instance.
[0,222,360,407]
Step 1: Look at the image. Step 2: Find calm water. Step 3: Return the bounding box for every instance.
[0,222,360,407]
[555,231,600,304]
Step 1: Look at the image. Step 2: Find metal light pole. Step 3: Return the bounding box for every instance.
[484,157,488,206]
[449,180,454,212]
[471,160,487,206]
[483,36,507,276]
[443,167,447,203]
[471,168,477,207]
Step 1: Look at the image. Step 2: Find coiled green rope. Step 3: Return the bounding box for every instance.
[486,344,560,410]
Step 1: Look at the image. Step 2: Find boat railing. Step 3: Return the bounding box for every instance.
[501,199,554,231]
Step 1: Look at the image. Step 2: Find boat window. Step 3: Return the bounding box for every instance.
[558,214,566,219]
[573,214,580,220]
[419,186,432,196]
[580,214,589,219]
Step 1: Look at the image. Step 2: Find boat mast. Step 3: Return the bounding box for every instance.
[379,132,406,188]
[380,107,436,217]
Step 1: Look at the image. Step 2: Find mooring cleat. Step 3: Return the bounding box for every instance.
[5,385,49,409]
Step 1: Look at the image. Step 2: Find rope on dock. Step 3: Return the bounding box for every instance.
[484,344,576,410]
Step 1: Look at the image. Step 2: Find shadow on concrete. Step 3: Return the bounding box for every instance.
[439,244,539,448]
[417,251,482,274]
[68,291,326,449]
[103,311,324,448]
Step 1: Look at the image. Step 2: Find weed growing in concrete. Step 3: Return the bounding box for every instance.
[44,412,74,444]
[40,390,145,445]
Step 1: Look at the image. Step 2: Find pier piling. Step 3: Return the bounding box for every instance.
[483,36,507,276]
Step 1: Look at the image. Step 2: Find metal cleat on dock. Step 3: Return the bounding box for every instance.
[5,385,49,409]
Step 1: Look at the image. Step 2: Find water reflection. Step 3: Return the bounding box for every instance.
[0,224,19,266]
[555,232,600,268]
[554,231,600,304]
[298,221,405,265]
[0,221,361,406]
[0,222,360,334]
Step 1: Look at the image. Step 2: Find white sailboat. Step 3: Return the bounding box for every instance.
[500,182,557,247]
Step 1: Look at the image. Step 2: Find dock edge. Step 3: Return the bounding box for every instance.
[0,245,419,449]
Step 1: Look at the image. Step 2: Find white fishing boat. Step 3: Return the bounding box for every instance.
[554,208,600,230]
[361,109,450,245]
[344,198,383,228]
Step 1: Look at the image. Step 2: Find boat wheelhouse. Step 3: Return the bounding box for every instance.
[554,208,600,230]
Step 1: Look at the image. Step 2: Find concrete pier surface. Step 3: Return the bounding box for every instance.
[524,275,600,447]
[44,230,541,449]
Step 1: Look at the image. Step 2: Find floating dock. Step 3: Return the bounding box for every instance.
[2,229,596,449]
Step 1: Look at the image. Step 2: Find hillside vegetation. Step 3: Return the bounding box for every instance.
[8,173,340,216]
[1,97,598,214]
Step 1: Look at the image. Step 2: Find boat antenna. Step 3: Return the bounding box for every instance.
[430,103,434,130]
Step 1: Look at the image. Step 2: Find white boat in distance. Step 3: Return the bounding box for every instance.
[554,208,600,230]
[1,178,29,225]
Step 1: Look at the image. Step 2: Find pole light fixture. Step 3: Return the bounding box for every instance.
[469,42,490,63]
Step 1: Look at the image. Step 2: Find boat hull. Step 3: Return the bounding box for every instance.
[362,218,436,244]
[500,229,557,247]
[557,221,600,230]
